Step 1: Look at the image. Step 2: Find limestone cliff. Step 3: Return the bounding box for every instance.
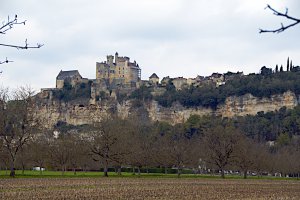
[34,91,299,128]
[218,91,298,118]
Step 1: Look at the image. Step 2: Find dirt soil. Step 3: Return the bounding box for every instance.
[0,178,299,199]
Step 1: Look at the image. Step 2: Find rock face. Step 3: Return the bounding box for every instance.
[218,91,298,118]
[34,91,299,128]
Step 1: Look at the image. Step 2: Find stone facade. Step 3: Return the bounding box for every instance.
[56,70,83,89]
[149,73,159,85]
[96,52,141,87]
[172,77,187,90]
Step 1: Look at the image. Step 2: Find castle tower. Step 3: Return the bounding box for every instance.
[115,52,119,64]
[107,55,114,65]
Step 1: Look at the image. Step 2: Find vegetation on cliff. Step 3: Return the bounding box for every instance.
[52,81,92,102]
[154,70,300,109]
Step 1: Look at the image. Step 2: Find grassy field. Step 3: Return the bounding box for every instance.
[0,178,299,199]
[0,170,298,180]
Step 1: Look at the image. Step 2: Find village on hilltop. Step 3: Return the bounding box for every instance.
[40,52,244,102]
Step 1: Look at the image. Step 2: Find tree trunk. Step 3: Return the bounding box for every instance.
[220,169,225,179]
[177,168,181,178]
[21,164,25,175]
[164,166,168,174]
[103,166,108,177]
[243,170,248,179]
[132,167,136,175]
[61,166,65,176]
[137,166,141,177]
[73,167,76,175]
[117,167,122,176]
[40,168,43,175]
[10,159,15,177]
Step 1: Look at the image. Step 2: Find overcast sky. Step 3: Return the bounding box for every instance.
[0,0,299,91]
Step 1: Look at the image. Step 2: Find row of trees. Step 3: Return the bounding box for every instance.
[2,116,299,179]
[0,88,299,178]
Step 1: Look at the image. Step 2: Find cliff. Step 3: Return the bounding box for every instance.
[34,91,299,128]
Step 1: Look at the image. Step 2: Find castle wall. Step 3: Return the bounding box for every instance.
[56,80,64,89]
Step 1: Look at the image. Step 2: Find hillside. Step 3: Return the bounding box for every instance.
[133,70,300,109]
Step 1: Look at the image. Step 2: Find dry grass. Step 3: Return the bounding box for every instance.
[0,178,299,199]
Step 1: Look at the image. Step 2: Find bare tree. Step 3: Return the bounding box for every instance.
[89,118,130,177]
[0,87,38,177]
[251,144,271,177]
[125,117,155,176]
[28,133,51,175]
[202,125,241,178]
[67,133,89,175]
[234,137,256,179]
[260,5,300,33]
[0,15,43,65]
[151,122,174,174]
[48,136,71,176]
[165,124,197,177]
[0,139,10,174]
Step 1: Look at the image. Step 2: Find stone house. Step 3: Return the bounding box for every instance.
[149,73,159,85]
[56,70,83,89]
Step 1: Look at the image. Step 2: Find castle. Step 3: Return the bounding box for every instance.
[55,53,141,91]
[96,52,141,88]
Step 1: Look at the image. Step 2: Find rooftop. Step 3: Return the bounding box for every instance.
[56,70,81,80]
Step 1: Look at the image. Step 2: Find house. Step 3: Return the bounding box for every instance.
[149,73,159,85]
[56,70,83,89]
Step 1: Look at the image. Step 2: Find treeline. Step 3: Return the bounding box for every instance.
[1,116,299,179]
[130,70,300,109]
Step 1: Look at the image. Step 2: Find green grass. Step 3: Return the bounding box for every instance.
[0,170,299,180]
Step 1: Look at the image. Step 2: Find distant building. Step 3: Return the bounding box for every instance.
[224,71,244,81]
[149,73,159,85]
[187,78,196,86]
[56,70,83,89]
[172,77,187,90]
[209,73,225,87]
[96,52,141,88]
[161,76,171,86]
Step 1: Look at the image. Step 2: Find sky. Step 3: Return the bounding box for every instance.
[0,0,299,91]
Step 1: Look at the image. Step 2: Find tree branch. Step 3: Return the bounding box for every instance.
[259,4,300,33]
[0,39,44,49]
[0,15,26,34]
[0,15,44,68]
[0,58,13,65]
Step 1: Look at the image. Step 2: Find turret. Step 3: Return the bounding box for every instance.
[107,55,114,65]
[115,52,119,63]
